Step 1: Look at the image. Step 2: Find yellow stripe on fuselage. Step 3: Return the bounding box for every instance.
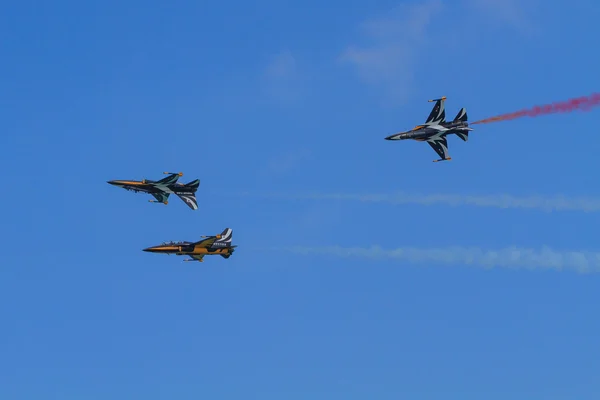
[116,180,144,185]
[190,246,232,256]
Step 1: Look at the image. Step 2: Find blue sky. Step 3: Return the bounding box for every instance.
[1,0,600,398]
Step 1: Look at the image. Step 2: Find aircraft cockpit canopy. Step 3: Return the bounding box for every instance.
[162,241,188,245]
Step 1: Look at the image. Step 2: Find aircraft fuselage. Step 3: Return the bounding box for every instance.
[385,121,471,141]
[107,180,193,195]
[143,242,235,257]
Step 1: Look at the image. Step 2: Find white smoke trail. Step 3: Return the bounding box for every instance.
[278,245,600,273]
[237,192,600,212]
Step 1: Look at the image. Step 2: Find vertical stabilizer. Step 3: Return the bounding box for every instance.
[453,108,468,122]
[176,192,198,210]
[216,228,233,245]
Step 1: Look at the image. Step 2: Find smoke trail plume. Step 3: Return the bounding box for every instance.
[471,92,600,125]
[281,245,600,273]
[239,192,600,212]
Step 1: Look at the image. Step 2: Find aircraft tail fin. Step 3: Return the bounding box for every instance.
[176,180,199,210]
[453,108,468,122]
[176,192,198,210]
[453,108,469,141]
[216,228,233,245]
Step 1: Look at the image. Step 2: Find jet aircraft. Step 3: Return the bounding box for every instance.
[142,228,236,262]
[107,172,199,210]
[384,97,473,162]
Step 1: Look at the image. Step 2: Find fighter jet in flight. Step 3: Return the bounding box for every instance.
[143,228,236,263]
[384,97,473,162]
[107,172,199,210]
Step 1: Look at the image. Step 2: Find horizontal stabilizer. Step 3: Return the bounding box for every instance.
[453,108,468,122]
[185,179,200,190]
[455,132,469,142]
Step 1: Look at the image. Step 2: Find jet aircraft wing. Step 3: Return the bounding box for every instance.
[156,173,181,185]
[424,97,446,125]
[427,136,451,162]
[195,236,217,247]
[151,192,170,203]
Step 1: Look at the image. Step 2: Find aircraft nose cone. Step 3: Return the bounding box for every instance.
[386,132,409,140]
[107,180,120,186]
[143,245,167,253]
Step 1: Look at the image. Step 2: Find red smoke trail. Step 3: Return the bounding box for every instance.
[471,92,600,125]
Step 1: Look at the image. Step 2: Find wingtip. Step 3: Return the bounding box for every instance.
[428,96,447,102]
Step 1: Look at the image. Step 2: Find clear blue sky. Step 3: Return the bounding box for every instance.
[1,0,600,398]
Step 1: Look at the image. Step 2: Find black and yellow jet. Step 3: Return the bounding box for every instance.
[107,172,199,210]
[143,228,236,263]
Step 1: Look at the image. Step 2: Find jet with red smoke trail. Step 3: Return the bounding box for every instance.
[384,96,473,162]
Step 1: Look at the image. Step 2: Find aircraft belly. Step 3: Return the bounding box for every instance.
[413,132,435,141]
[410,127,437,138]
[125,186,143,192]
[155,185,174,194]
[427,124,448,131]
[191,247,232,256]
